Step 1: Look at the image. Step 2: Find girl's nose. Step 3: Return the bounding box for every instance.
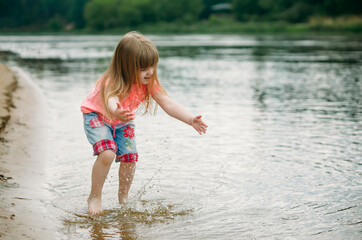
[147,68,154,75]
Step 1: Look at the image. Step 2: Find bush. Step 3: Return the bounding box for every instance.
[84,0,120,30]
[278,2,313,23]
[84,0,203,30]
[47,14,65,31]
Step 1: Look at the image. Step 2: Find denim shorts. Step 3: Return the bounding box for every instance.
[83,112,138,163]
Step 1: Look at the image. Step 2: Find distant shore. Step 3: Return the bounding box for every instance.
[1,17,361,35]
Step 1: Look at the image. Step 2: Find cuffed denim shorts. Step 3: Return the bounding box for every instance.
[83,112,138,163]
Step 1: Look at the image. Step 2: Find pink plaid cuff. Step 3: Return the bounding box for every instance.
[89,116,104,128]
[93,139,117,155]
[116,153,138,163]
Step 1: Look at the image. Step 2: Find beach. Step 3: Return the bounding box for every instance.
[0,64,54,239]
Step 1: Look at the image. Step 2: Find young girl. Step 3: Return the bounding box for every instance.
[81,31,208,215]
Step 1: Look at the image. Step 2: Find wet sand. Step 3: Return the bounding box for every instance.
[0,64,54,239]
[0,64,17,133]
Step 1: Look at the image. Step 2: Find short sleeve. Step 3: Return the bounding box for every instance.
[150,81,161,96]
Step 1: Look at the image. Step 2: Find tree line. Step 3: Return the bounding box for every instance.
[0,0,361,30]
[233,0,362,23]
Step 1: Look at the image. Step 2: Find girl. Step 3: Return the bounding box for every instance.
[81,31,208,215]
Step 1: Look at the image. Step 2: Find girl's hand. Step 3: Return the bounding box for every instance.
[113,102,135,122]
[191,115,208,135]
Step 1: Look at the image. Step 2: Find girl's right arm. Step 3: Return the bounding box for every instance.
[153,92,208,135]
[108,96,135,122]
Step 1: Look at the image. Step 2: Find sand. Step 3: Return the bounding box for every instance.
[0,64,55,239]
[0,64,17,133]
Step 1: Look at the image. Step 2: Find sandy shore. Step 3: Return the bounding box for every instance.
[0,64,54,239]
[0,64,17,134]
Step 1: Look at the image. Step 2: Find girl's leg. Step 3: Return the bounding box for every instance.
[88,150,115,215]
[118,162,136,204]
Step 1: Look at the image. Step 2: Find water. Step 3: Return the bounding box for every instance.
[0,34,361,239]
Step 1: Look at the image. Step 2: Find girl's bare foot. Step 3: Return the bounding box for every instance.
[88,196,102,215]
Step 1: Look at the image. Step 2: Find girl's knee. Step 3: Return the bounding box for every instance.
[98,150,116,166]
[121,162,136,166]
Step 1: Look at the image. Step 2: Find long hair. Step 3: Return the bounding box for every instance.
[97,31,165,119]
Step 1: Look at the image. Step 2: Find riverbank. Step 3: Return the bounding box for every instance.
[133,16,362,34]
[0,64,17,134]
[0,65,54,239]
[1,16,361,35]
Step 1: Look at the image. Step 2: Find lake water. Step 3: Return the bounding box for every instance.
[0,34,361,239]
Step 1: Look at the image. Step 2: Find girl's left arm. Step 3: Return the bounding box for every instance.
[153,92,208,135]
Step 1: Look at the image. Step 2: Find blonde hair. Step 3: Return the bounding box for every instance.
[97,31,165,119]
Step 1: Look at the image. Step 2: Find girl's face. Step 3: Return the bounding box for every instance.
[139,67,155,85]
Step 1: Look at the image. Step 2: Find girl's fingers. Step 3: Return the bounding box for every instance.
[120,109,131,114]
[192,115,208,135]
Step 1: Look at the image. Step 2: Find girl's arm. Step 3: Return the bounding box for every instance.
[153,92,208,135]
[108,96,135,122]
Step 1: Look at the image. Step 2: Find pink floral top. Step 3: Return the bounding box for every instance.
[81,77,160,125]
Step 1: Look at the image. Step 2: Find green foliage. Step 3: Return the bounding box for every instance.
[232,0,362,23]
[69,0,89,29]
[278,2,313,23]
[84,0,119,30]
[153,0,204,23]
[0,0,90,29]
[83,0,203,30]
[117,0,155,26]
[47,14,65,31]
[0,0,360,31]
[84,0,155,29]
[232,0,264,21]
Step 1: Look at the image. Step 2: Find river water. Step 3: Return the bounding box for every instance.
[0,34,361,239]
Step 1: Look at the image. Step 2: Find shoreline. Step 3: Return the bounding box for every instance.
[0,64,54,239]
[0,64,17,135]
[0,17,361,35]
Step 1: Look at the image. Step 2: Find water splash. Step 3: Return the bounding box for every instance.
[63,199,193,239]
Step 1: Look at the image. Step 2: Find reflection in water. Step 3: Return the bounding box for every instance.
[64,200,192,239]
[250,46,269,109]
[0,34,361,239]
